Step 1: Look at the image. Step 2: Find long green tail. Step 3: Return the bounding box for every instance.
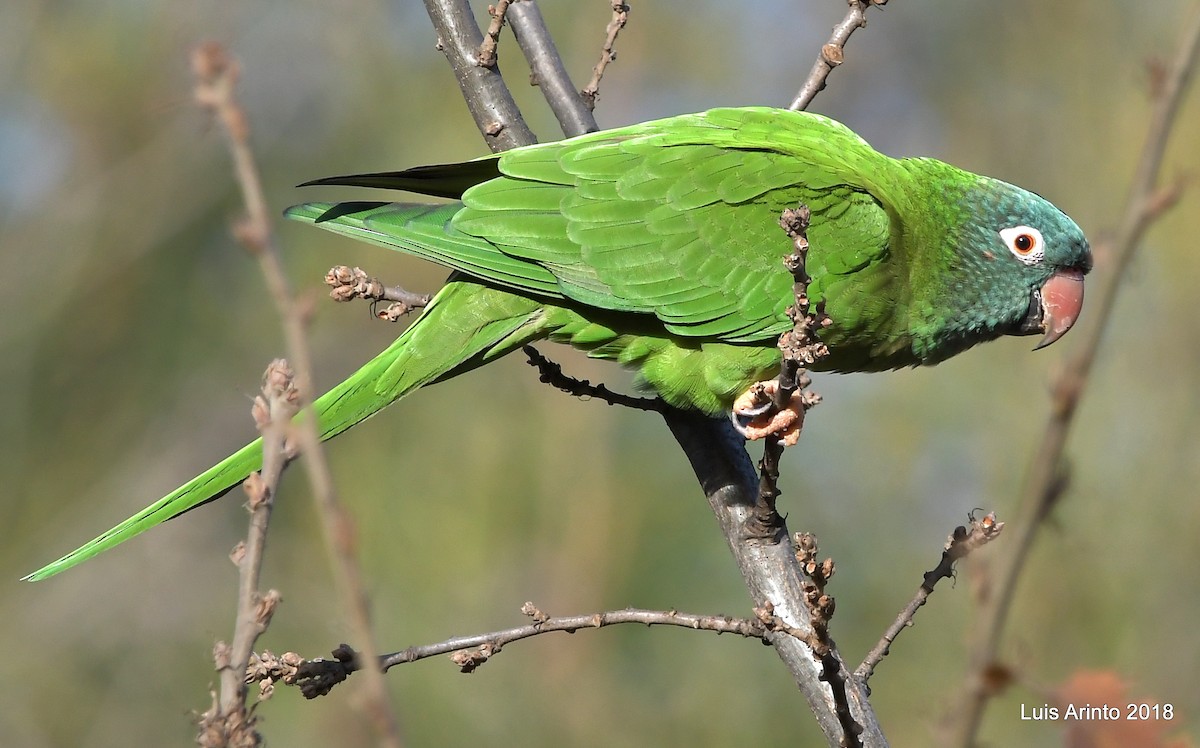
[24,280,547,580]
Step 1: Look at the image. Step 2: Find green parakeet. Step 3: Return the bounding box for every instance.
[25,107,1090,581]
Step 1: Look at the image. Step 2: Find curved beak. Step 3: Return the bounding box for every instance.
[1020,269,1086,349]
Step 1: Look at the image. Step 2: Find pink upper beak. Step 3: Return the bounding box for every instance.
[1032,268,1086,350]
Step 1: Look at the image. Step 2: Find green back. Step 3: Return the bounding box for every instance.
[293,107,1089,372]
[297,107,931,369]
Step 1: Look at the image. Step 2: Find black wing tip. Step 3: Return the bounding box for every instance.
[314,201,391,223]
[296,173,389,189]
[295,160,502,199]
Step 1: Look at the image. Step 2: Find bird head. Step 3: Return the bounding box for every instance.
[945,177,1092,352]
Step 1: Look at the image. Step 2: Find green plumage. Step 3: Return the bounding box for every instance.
[25,107,1090,581]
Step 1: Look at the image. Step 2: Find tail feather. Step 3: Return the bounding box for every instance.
[23,281,546,581]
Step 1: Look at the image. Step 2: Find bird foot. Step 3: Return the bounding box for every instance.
[730,380,804,447]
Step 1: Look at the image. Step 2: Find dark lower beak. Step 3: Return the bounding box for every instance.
[1018,269,1086,349]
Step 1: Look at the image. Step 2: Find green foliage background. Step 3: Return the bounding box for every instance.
[2,1,1197,746]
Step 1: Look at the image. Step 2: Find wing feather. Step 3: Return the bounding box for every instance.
[298,108,899,344]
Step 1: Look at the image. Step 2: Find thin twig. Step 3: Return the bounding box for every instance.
[247,605,771,698]
[424,0,537,151]
[855,512,1004,689]
[792,532,862,748]
[325,265,431,321]
[198,362,295,747]
[949,10,1200,747]
[756,437,787,526]
[789,0,887,111]
[191,42,404,748]
[388,604,768,672]
[792,533,837,656]
[580,1,630,110]
[753,206,827,521]
[522,345,664,411]
[477,0,513,67]
[507,0,600,136]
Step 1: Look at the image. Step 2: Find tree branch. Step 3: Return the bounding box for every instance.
[789,0,887,111]
[397,605,770,673]
[476,0,512,68]
[791,532,857,744]
[507,0,600,137]
[246,605,773,699]
[661,412,885,747]
[198,361,295,747]
[191,42,404,748]
[855,512,1004,689]
[753,206,829,510]
[522,345,664,411]
[325,265,431,321]
[580,1,630,110]
[948,9,1200,746]
[423,0,538,151]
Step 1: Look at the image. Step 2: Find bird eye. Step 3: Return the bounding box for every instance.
[999,226,1044,266]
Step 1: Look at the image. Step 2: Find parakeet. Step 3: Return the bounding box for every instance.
[24,107,1090,581]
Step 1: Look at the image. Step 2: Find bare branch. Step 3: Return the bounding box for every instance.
[477,0,513,68]
[580,1,630,110]
[792,532,862,747]
[855,512,1004,688]
[507,0,600,136]
[792,533,837,655]
[325,265,431,321]
[948,10,1200,747]
[226,363,296,678]
[198,361,296,748]
[191,42,404,748]
[387,605,769,672]
[789,0,888,111]
[424,0,537,150]
[523,345,664,411]
[661,412,886,746]
[247,606,771,698]
[250,645,356,700]
[751,206,828,516]
[520,282,875,748]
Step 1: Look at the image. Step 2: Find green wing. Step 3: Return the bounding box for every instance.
[295,107,898,349]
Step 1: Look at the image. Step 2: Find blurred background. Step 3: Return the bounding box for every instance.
[2,1,1197,746]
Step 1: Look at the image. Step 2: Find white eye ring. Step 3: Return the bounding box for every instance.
[999,226,1045,265]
